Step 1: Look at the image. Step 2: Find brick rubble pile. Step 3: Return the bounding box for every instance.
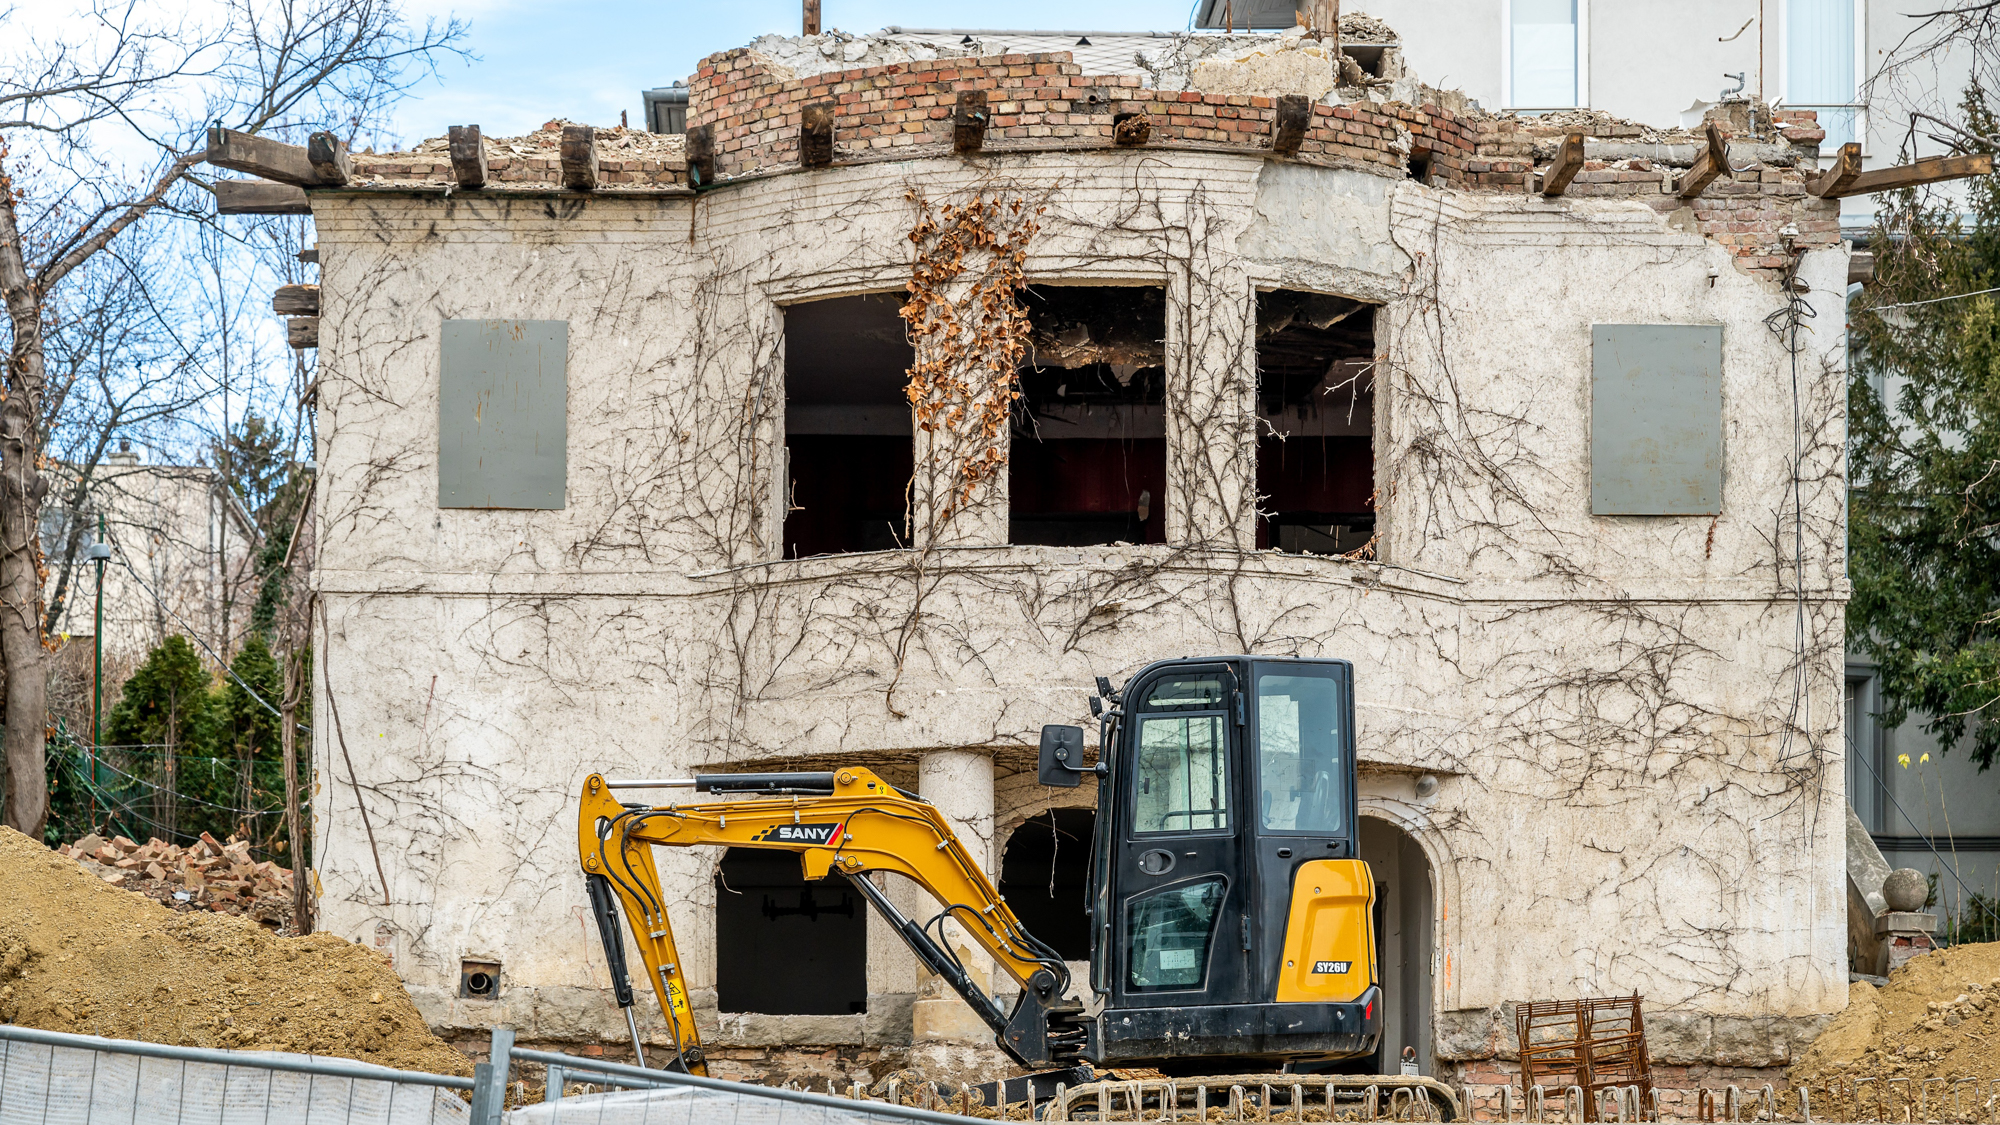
[56,831,297,930]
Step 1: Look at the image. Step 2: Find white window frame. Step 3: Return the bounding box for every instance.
[1500,0,1590,112]
[1778,0,1869,156]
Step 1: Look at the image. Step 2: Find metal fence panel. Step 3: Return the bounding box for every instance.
[508,1086,933,1125]
[0,1031,471,1125]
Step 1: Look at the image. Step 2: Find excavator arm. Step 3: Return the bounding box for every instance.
[576,769,1086,1074]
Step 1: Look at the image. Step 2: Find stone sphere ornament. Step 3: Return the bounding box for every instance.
[1883,868,1929,913]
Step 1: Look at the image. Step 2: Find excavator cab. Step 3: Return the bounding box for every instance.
[1041,657,1379,1070]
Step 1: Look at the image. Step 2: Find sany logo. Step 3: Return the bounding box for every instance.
[754,822,844,846]
[1312,961,1353,974]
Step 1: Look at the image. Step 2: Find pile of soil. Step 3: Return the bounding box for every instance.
[0,826,468,1076]
[1792,943,2000,1088]
[56,832,297,932]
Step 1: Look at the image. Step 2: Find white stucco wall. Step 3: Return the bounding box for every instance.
[306,149,1849,1071]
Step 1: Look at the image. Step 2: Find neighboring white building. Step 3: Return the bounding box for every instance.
[1192,0,1975,227]
[47,444,261,668]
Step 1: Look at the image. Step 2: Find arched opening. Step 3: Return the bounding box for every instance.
[1359,816,1435,1074]
[714,848,868,1015]
[998,808,1096,961]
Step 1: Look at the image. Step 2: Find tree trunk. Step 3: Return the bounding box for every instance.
[0,154,50,838]
[282,652,310,933]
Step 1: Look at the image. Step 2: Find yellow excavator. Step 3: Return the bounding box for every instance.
[577,657,1455,1114]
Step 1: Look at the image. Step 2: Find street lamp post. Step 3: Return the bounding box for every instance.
[88,520,110,829]
[90,532,110,744]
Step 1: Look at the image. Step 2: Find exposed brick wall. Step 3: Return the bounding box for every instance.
[1461,109,1841,280]
[339,48,1837,285]
[687,48,1474,186]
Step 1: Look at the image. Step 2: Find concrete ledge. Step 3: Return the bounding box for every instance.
[413,984,919,1050]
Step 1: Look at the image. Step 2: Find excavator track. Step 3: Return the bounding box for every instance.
[1045,1074,1461,1122]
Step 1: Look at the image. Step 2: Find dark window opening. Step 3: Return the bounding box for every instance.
[783,293,914,558]
[1011,285,1168,546]
[1407,147,1433,182]
[1255,290,1377,554]
[998,808,1096,962]
[714,848,868,1015]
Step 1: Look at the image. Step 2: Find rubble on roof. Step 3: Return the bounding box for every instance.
[744,30,971,81]
[349,119,684,188]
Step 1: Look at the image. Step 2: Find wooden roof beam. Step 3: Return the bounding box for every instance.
[1678,123,1731,199]
[1820,151,1995,198]
[214,178,310,215]
[1540,133,1584,196]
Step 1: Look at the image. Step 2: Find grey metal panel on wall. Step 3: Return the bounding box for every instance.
[439,319,567,509]
[1590,324,1722,516]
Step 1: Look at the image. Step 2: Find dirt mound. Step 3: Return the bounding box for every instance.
[0,826,468,1076]
[1792,943,2000,1088]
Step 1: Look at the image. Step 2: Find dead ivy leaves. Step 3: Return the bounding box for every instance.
[900,189,1044,527]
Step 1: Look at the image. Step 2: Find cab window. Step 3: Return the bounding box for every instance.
[1254,665,1348,834]
[1132,714,1228,833]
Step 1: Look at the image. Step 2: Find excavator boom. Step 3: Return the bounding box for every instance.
[576,768,1085,1075]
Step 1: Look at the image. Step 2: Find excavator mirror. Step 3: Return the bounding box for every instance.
[1038,724,1086,788]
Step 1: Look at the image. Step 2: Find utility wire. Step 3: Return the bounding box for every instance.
[1871,283,2000,309]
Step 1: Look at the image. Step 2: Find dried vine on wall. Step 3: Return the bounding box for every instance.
[899,190,1043,536]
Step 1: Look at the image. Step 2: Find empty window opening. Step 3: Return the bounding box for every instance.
[783,293,913,558]
[1255,290,1376,554]
[1011,285,1168,546]
[715,848,868,1014]
[1406,147,1433,182]
[998,808,1096,961]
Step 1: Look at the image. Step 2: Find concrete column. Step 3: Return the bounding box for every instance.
[911,748,998,1046]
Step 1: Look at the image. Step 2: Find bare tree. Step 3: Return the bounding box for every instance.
[0,0,465,836]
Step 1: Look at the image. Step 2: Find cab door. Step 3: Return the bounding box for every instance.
[1109,662,1256,1009]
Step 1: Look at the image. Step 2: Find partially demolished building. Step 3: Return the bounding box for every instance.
[260,15,1874,1090]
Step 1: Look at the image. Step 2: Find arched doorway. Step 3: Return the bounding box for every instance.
[998,808,1096,961]
[1359,817,1435,1074]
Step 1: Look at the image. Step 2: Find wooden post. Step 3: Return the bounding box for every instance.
[1820,151,1994,198]
[206,127,321,185]
[953,90,990,154]
[804,0,820,35]
[1541,132,1585,196]
[449,125,488,189]
[560,125,598,191]
[214,179,311,215]
[1306,0,1339,37]
[686,125,717,187]
[272,284,320,315]
[305,132,351,185]
[1806,142,1862,198]
[1272,95,1312,156]
[800,102,836,168]
[1677,123,1731,199]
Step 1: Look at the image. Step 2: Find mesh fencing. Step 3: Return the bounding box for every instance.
[0,1026,472,1125]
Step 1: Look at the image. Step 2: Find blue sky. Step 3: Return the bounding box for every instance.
[387,0,1196,146]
